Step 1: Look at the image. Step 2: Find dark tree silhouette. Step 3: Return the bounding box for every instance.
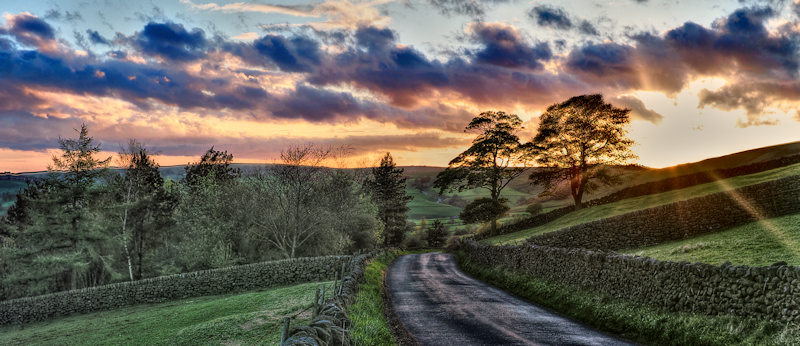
[365,152,413,247]
[530,94,637,210]
[182,147,241,188]
[434,111,531,236]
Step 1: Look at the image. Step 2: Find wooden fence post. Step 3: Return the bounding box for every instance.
[280,317,291,344]
[314,288,320,317]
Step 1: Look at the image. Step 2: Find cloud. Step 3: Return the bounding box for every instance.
[87,30,111,45]
[182,0,393,29]
[529,5,572,30]
[253,34,322,72]
[1,13,57,50]
[426,0,510,18]
[467,22,552,70]
[44,9,83,23]
[611,95,664,124]
[132,22,209,61]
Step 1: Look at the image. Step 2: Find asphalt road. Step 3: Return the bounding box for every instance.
[386,252,637,346]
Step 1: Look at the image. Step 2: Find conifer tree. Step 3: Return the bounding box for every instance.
[365,152,413,247]
[426,220,449,247]
[5,124,114,295]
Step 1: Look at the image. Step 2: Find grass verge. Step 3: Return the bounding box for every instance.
[455,251,800,346]
[487,163,800,245]
[0,280,333,345]
[623,213,800,267]
[349,250,401,346]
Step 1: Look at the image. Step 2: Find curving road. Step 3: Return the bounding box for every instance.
[386,252,637,346]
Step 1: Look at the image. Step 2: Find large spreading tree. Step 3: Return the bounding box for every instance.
[530,94,637,210]
[434,111,531,236]
[365,152,413,247]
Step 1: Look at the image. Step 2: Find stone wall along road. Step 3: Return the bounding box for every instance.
[386,252,636,345]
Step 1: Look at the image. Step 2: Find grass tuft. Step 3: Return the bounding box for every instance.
[349,250,401,346]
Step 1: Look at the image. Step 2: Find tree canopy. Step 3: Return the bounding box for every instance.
[529,94,637,210]
[434,111,530,236]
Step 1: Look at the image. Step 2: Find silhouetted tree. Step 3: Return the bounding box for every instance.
[434,111,531,236]
[530,94,637,210]
[364,152,413,247]
[182,147,241,188]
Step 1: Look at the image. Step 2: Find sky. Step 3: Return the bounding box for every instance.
[2,0,800,172]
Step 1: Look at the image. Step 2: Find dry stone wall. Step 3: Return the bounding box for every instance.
[527,174,800,250]
[462,242,800,322]
[0,255,350,325]
[283,249,392,346]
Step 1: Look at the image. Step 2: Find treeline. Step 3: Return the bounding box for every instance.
[0,126,401,300]
[475,153,800,240]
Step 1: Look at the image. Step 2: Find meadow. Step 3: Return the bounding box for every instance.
[0,280,334,345]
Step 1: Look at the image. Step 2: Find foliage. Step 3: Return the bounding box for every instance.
[525,202,543,215]
[240,144,380,258]
[459,197,509,224]
[425,220,449,247]
[529,94,637,210]
[182,147,241,188]
[456,252,799,346]
[364,152,413,247]
[3,124,115,296]
[110,140,176,280]
[434,111,531,236]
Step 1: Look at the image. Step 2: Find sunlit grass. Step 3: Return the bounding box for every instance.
[0,281,333,345]
[486,162,800,245]
[623,213,800,266]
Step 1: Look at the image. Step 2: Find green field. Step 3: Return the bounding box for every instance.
[486,162,800,245]
[0,280,334,345]
[0,180,26,215]
[623,213,800,267]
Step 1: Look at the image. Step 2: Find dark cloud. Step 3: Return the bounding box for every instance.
[611,95,664,124]
[253,34,322,72]
[354,26,395,51]
[529,5,572,30]
[565,42,635,81]
[1,13,57,50]
[469,22,552,70]
[578,20,600,36]
[87,30,111,45]
[133,22,208,61]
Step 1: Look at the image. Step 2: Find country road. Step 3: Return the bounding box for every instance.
[386,252,637,346]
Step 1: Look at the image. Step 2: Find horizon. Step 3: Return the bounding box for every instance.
[3,0,800,172]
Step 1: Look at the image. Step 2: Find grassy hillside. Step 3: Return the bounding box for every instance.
[623,213,800,267]
[0,280,333,345]
[486,161,800,245]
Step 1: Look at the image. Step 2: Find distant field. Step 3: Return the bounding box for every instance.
[0,280,334,345]
[486,162,800,245]
[623,213,800,267]
[0,180,26,215]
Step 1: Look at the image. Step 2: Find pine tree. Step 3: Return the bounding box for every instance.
[5,124,114,295]
[365,153,413,247]
[426,220,449,247]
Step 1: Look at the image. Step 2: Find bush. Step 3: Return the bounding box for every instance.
[526,203,543,215]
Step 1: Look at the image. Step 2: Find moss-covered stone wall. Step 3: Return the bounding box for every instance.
[0,256,350,325]
[527,175,800,250]
[462,242,800,322]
